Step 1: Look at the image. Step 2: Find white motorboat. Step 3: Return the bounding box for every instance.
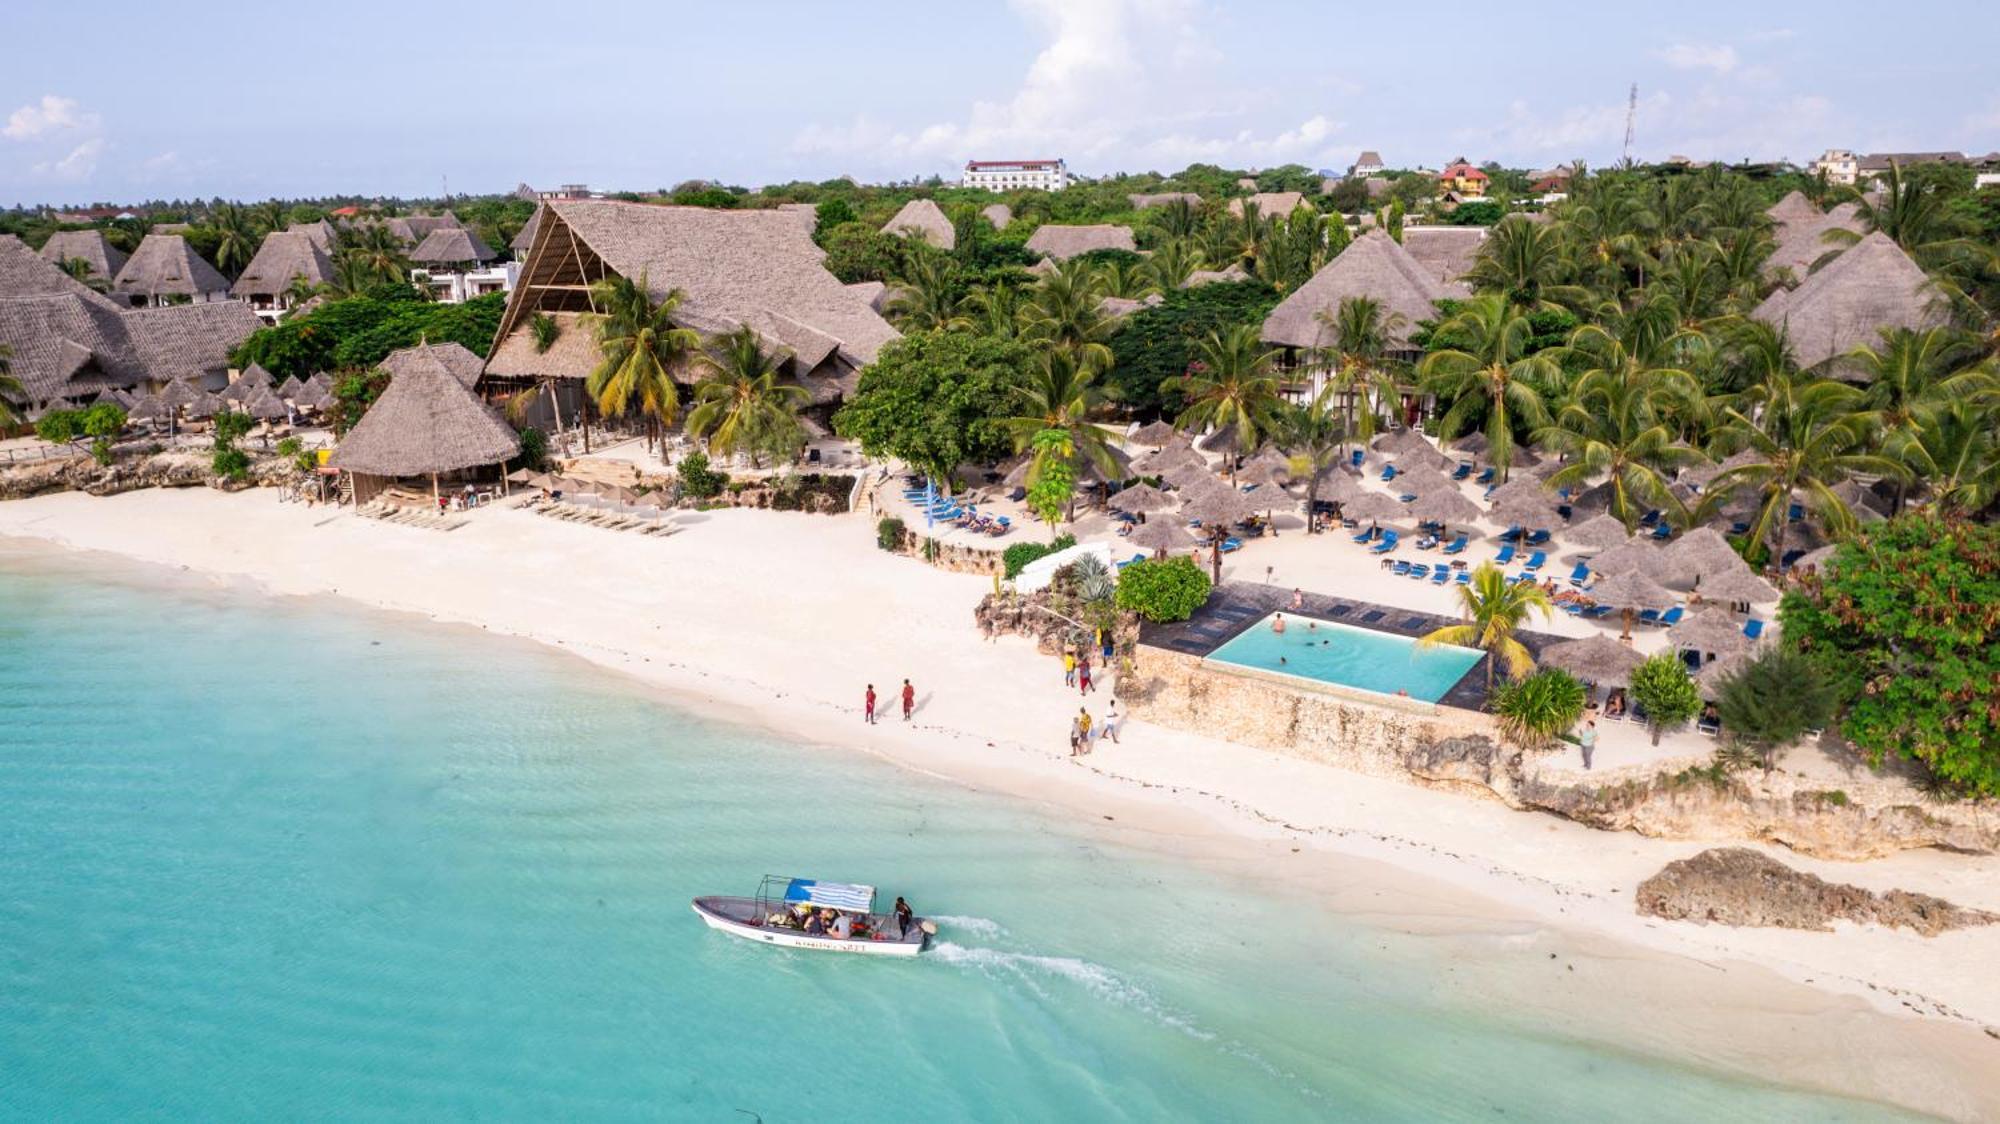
[692,876,933,957]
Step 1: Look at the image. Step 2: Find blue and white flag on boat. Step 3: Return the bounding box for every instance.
[783,879,877,912]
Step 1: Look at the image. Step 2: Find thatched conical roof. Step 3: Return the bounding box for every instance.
[1405,487,1481,524]
[1585,569,1678,611]
[1766,190,1820,227]
[880,199,955,250]
[219,363,275,403]
[981,203,1012,230]
[1696,565,1779,605]
[1337,490,1408,520]
[380,340,484,388]
[155,378,204,410]
[1666,605,1753,656]
[1696,649,1756,698]
[1134,444,1206,476]
[1764,200,1863,283]
[112,234,228,300]
[1539,634,1646,688]
[1392,464,1459,497]
[1401,225,1486,285]
[126,393,168,421]
[1261,231,1467,350]
[231,231,336,298]
[1752,231,1943,372]
[1108,482,1177,513]
[1024,224,1136,261]
[1564,513,1634,551]
[1660,527,1743,584]
[240,386,290,420]
[1127,519,1197,552]
[1183,486,1259,528]
[1128,192,1202,209]
[1128,419,1181,446]
[38,230,128,281]
[1589,538,1671,579]
[275,374,304,398]
[328,365,521,477]
[1228,192,1306,219]
[410,226,496,265]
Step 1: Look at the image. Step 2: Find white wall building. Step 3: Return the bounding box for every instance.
[1812,149,1859,186]
[962,159,1069,192]
[411,261,519,305]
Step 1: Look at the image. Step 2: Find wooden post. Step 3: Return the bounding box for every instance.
[431,473,440,505]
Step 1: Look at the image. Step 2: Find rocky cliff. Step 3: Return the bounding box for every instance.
[1636,848,1999,935]
[0,448,294,501]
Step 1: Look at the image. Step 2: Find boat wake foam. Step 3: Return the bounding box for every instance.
[929,914,1007,939]
[930,941,1216,1042]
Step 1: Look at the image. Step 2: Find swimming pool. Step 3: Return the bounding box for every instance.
[1204,613,1483,703]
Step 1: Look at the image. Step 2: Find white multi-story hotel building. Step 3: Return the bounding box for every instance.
[962,159,1069,192]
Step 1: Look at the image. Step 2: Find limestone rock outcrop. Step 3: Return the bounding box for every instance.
[1635,847,1998,935]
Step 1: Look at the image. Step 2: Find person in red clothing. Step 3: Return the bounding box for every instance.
[1078,656,1094,695]
[901,678,915,721]
[864,684,877,725]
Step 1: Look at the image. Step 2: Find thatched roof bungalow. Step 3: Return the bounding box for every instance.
[381,340,485,387]
[1129,192,1201,209]
[1181,263,1250,288]
[1400,226,1485,285]
[1261,230,1469,355]
[410,226,497,265]
[328,363,521,503]
[1023,223,1136,260]
[287,219,337,252]
[483,199,899,427]
[232,231,336,319]
[981,203,1012,230]
[112,234,230,306]
[510,207,542,256]
[1764,194,1864,283]
[1751,231,1943,373]
[1228,192,1307,219]
[881,199,955,249]
[38,230,128,282]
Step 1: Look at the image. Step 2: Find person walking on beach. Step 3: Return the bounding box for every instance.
[864,684,878,725]
[1077,708,1094,755]
[901,678,915,722]
[1063,650,1077,687]
[1103,699,1122,745]
[1578,719,1598,770]
[1069,712,1083,756]
[1078,656,1095,696]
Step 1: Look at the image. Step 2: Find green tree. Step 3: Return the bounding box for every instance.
[0,342,20,427]
[339,222,412,288]
[1003,349,1119,517]
[1103,280,1281,415]
[1463,216,1581,308]
[584,272,701,458]
[1020,259,1115,371]
[1713,647,1837,771]
[1167,323,1284,469]
[1419,562,1553,690]
[1628,653,1702,746]
[1843,326,1993,513]
[818,221,903,283]
[1536,327,1705,528]
[1114,555,1212,622]
[1316,294,1407,448]
[1024,428,1078,528]
[1492,668,1588,749]
[1418,295,1560,480]
[884,249,971,332]
[685,326,809,467]
[833,331,1026,483]
[208,202,259,277]
[813,198,858,240]
[1893,401,2000,519]
[1780,518,2000,796]
[1274,383,1348,534]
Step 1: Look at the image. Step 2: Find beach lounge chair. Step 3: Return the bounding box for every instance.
[1117,553,1146,569]
[1636,609,1662,626]
[1369,531,1399,555]
[1351,449,1364,468]
[1408,564,1430,580]
[1522,551,1547,572]
[1219,537,1244,553]
[1524,529,1551,547]
[1743,619,1764,641]
[1650,522,1673,540]
[1658,606,1684,627]
[1566,562,1590,587]
[1583,604,1612,619]
[1498,525,1523,543]
[1494,544,1517,565]
[1451,462,1472,480]
[1441,533,1468,554]
[1415,534,1438,550]
[1351,526,1377,544]
[1476,467,1495,484]
[1639,509,1660,527]
[1431,567,1451,585]
[1391,560,1411,575]
[1380,464,1398,481]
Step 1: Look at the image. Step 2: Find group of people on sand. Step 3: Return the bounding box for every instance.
[862,679,917,725]
[1069,700,1121,756]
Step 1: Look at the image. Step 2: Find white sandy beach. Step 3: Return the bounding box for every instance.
[4,486,1997,1119]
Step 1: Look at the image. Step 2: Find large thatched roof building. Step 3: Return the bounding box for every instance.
[328,362,521,502]
[1400,226,1485,285]
[980,203,1012,230]
[287,219,337,252]
[38,230,128,283]
[880,199,955,250]
[510,207,542,257]
[0,235,260,409]
[112,233,230,306]
[231,231,336,319]
[1751,231,1943,373]
[1023,223,1137,260]
[1764,192,1864,283]
[1129,192,1201,209]
[411,227,497,265]
[483,199,899,426]
[1228,192,1307,219]
[1261,230,1468,354]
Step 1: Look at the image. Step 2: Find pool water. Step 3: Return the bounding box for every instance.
[1204,613,1483,702]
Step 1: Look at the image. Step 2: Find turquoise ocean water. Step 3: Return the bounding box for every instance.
[0,544,1916,1121]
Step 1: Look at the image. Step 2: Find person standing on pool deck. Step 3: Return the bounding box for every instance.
[901,678,915,722]
[864,684,877,724]
[1578,719,1598,770]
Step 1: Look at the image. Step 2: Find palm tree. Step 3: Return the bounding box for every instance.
[209,202,259,277]
[885,250,970,332]
[1314,295,1406,449]
[339,223,410,288]
[0,343,21,428]
[1143,239,1204,291]
[1463,216,1580,308]
[685,326,809,468]
[1417,295,1560,481]
[1155,197,1201,241]
[584,272,701,461]
[1275,383,1348,533]
[966,283,1023,340]
[1420,563,1553,690]
[1830,161,1996,285]
[1893,401,2000,519]
[1535,329,1705,528]
[1844,326,1994,513]
[1020,260,1115,371]
[1097,258,1160,300]
[1002,350,1118,519]
[283,274,322,310]
[1695,375,1901,565]
[249,200,286,236]
[1167,324,1284,471]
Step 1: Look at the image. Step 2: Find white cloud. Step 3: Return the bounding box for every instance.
[1656,43,1739,74]
[3,94,99,141]
[32,137,105,181]
[792,0,1347,174]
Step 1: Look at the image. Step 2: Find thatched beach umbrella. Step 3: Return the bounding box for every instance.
[1338,490,1408,522]
[1108,482,1177,514]
[1564,513,1635,552]
[220,363,275,404]
[1660,527,1739,584]
[1694,565,1779,606]
[1405,487,1482,526]
[1586,568,1679,640]
[1696,650,1754,698]
[1127,519,1196,556]
[275,374,305,400]
[1684,448,1759,490]
[1790,543,1841,574]
[1163,460,1221,491]
[155,378,204,413]
[1453,432,1489,457]
[184,391,221,420]
[1588,538,1670,579]
[1539,634,1646,690]
[1391,464,1459,498]
[1371,428,1432,457]
[1667,605,1753,659]
[1487,476,1559,510]
[1182,485,1259,529]
[126,393,168,422]
[506,467,539,485]
[1128,420,1181,447]
[1133,444,1206,477]
[241,387,289,421]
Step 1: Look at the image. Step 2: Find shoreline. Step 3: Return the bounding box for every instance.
[3,488,1997,1119]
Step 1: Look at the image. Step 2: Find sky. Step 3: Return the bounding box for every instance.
[4,0,1999,207]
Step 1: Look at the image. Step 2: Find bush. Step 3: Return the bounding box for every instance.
[1713,647,1838,770]
[211,445,251,482]
[1002,533,1077,579]
[877,516,905,551]
[1114,556,1212,622]
[513,426,547,471]
[678,451,728,499]
[1629,653,1702,746]
[1492,668,1587,749]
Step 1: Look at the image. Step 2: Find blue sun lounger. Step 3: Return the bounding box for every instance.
[1743,618,1764,640]
[1494,544,1516,565]
[1431,566,1451,585]
[1566,562,1590,586]
[1381,464,1398,481]
[1658,606,1684,627]
[1442,533,1468,554]
[1369,530,1399,554]
[1455,570,1472,585]
[1524,529,1551,547]
[1351,526,1377,544]
[1522,550,1547,572]
[1451,462,1472,480]
[1476,467,1495,484]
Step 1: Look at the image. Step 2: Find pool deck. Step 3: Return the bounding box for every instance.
[1139,581,1561,713]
